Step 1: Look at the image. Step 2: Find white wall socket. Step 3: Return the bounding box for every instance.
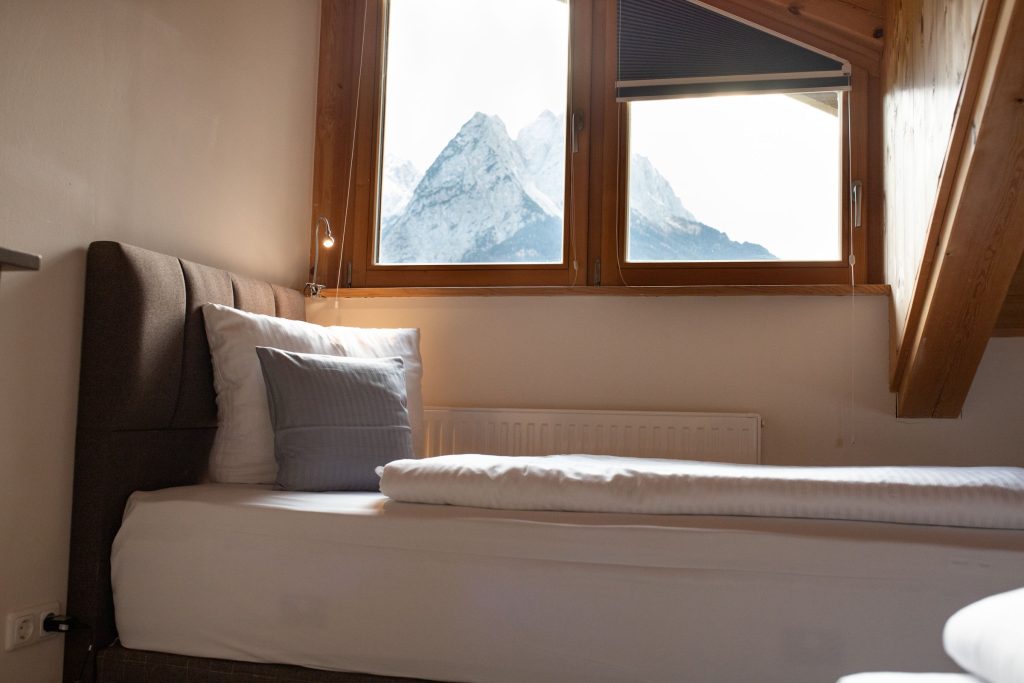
[4,602,60,652]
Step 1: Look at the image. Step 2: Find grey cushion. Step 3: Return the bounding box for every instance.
[255,347,413,491]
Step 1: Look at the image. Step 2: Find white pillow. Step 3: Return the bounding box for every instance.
[943,586,1024,683]
[202,303,424,484]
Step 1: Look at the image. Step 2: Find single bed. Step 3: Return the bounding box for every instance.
[66,242,1024,683]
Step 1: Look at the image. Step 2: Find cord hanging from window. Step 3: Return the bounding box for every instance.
[333,0,370,297]
[845,90,857,447]
[614,104,632,288]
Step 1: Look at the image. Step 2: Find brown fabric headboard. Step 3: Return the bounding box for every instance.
[65,241,305,681]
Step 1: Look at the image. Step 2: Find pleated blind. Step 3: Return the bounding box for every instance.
[617,0,851,101]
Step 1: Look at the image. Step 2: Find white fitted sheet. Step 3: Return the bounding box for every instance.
[112,485,1024,683]
[379,455,1024,529]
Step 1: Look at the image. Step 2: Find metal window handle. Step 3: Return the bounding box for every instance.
[851,180,863,228]
[571,110,585,153]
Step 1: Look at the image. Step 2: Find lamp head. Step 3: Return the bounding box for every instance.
[316,216,335,249]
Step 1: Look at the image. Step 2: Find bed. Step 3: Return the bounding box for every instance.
[65,241,1024,683]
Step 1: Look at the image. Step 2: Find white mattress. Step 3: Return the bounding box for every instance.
[112,484,1024,683]
[379,454,1024,528]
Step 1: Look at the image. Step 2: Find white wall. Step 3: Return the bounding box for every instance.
[0,1,319,680]
[309,295,1024,467]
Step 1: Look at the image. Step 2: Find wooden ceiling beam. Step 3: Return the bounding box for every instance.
[895,0,1024,417]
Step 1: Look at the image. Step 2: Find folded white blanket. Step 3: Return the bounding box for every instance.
[378,454,1024,529]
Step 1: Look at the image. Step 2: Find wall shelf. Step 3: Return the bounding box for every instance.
[0,247,41,271]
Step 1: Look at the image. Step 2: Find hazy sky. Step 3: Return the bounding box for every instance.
[631,95,841,260]
[383,0,569,170]
[382,0,841,261]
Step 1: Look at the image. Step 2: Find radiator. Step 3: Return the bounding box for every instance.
[422,408,761,464]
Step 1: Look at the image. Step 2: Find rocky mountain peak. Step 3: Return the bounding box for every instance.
[379,109,774,264]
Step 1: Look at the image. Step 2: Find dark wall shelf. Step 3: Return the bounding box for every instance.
[0,247,41,271]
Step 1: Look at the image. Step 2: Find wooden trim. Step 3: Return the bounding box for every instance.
[321,284,890,298]
[593,0,622,286]
[0,247,41,271]
[888,0,1004,391]
[600,261,868,286]
[567,0,595,287]
[894,0,1024,417]
[865,70,885,284]
[350,0,385,289]
[849,64,871,284]
[312,0,384,290]
[362,267,585,288]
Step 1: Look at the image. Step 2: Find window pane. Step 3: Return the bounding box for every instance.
[377,0,569,265]
[627,93,842,262]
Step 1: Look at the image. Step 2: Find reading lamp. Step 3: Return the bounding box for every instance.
[304,216,335,297]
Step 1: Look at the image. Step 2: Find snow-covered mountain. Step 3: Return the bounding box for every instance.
[629,155,696,226]
[378,110,774,263]
[380,113,561,263]
[380,154,422,220]
[516,109,566,212]
[627,154,773,261]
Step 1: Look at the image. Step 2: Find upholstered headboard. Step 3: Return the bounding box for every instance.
[65,241,305,681]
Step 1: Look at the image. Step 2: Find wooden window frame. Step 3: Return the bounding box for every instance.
[312,0,879,291]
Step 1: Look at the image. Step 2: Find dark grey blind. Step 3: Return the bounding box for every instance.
[617,0,850,101]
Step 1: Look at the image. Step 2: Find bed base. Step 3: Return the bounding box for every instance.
[96,644,431,683]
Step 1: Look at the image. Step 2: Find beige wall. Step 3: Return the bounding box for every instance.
[309,295,1024,467]
[0,1,319,680]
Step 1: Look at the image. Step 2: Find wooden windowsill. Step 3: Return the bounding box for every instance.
[318,284,891,299]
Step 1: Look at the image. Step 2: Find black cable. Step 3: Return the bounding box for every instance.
[40,614,96,683]
[75,641,96,683]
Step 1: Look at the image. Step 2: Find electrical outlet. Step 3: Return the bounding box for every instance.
[4,602,60,652]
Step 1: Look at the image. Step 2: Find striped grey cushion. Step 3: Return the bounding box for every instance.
[255,347,413,491]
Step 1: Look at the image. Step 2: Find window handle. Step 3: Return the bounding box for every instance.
[572,110,585,153]
[851,180,863,228]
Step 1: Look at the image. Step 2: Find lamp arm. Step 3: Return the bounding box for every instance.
[304,216,334,297]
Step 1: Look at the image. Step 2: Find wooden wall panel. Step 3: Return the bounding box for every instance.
[883,0,984,347]
[891,0,1024,417]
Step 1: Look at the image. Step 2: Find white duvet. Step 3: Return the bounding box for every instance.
[379,454,1024,529]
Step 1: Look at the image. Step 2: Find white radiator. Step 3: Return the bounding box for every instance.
[422,408,761,464]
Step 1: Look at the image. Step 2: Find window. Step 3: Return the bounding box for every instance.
[626,93,843,264]
[312,0,874,289]
[377,0,569,266]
